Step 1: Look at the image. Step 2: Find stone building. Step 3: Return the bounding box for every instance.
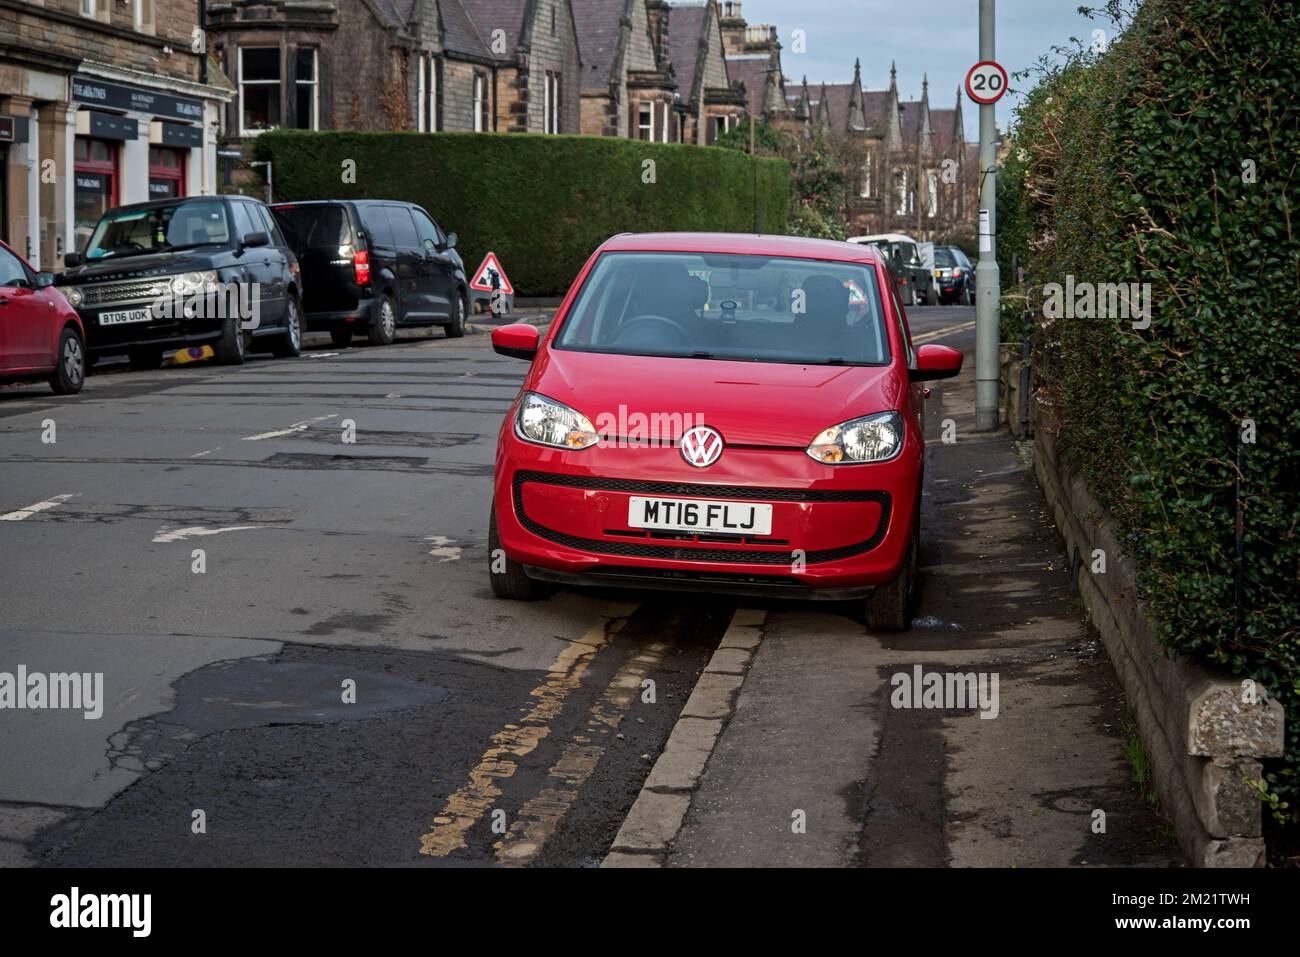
[571,0,676,140]
[803,60,973,242]
[660,0,742,145]
[204,0,582,141]
[0,0,231,268]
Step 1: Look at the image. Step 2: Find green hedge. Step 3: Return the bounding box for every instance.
[1009,0,1299,822]
[252,132,789,296]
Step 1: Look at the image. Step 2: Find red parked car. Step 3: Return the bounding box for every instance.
[487,233,962,630]
[0,240,85,395]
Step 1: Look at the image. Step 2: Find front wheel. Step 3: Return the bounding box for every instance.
[865,518,918,631]
[444,290,466,339]
[49,327,86,394]
[214,309,248,365]
[487,508,549,601]
[270,294,303,358]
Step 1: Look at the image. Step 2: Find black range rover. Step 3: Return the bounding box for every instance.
[58,195,303,369]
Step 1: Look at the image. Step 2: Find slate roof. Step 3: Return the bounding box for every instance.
[457,0,528,58]
[439,0,493,59]
[728,55,772,112]
[571,0,624,91]
[370,0,417,29]
[666,2,710,97]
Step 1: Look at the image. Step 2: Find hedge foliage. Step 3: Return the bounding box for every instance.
[252,132,789,296]
[1008,0,1299,820]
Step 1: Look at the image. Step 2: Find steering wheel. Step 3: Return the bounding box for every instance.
[612,314,692,347]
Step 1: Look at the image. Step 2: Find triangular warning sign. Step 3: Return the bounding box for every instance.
[470,252,514,294]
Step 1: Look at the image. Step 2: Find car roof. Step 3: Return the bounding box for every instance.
[598,232,881,264]
[100,195,241,216]
[846,232,918,245]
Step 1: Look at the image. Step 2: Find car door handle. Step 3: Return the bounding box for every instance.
[0,297,8,306]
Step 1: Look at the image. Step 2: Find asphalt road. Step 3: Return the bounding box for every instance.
[0,306,983,867]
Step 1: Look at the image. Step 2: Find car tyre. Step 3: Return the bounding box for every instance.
[330,329,353,348]
[487,507,549,601]
[271,294,303,358]
[909,285,920,307]
[444,289,466,339]
[865,513,918,631]
[965,282,976,306]
[925,284,939,306]
[214,308,248,365]
[128,346,164,371]
[368,294,397,346]
[49,327,86,395]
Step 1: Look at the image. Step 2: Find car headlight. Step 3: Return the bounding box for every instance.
[170,270,219,295]
[515,392,598,449]
[64,287,83,307]
[806,412,904,464]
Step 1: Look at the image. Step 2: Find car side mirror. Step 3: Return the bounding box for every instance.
[444,232,458,249]
[492,323,540,361]
[241,231,269,249]
[35,272,54,289]
[909,344,963,382]
[63,252,83,268]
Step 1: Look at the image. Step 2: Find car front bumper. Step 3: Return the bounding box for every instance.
[493,429,922,593]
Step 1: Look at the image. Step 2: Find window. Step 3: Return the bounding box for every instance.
[134,0,144,29]
[711,115,730,143]
[253,204,286,246]
[80,0,95,17]
[554,252,889,367]
[473,74,487,132]
[384,206,420,250]
[661,102,669,143]
[73,137,118,253]
[543,72,560,134]
[294,49,318,130]
[411,208,443,251]
[638,103,654,141]
[148,147,185,200]
[240,47,281,134]
[926,171,938,219]
[230,201,257,241]
[0,245,31,288]
[360,206,394,247]
[860,151,873,198]
[894,168,908,216]
[417,55,438,132]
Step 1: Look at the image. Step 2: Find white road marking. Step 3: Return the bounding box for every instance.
[305,353,340,359]
[425,535,462,562]
[242,414,339,442]
[0,493,76,522]
[913,320,975,344]
[152,525,262,543]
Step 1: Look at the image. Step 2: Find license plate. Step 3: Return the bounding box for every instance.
[627,496,773,536]
[98,308,152,325]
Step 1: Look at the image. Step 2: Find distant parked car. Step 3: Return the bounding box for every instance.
[58,195,303,369]
[0,239,85,394]
[933,245,975,305]
[270,200,468,347]
[848,233,937,307]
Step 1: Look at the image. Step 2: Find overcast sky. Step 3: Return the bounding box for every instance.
[733,0,1112,141]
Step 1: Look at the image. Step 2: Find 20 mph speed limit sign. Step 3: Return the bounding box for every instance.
[965,61,1008,104]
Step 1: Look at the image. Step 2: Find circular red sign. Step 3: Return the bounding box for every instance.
[965,61,1008,105]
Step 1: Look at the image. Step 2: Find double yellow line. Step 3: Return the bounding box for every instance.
[911,319,975,345]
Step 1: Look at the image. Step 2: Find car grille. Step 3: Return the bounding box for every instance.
[512,470,891,565]
[81,279,169,306]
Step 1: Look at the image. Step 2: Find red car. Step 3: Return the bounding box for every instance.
[487,233,962,629]
[0,240,85,395]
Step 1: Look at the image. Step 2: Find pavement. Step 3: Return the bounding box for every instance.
[0,305,1178,868]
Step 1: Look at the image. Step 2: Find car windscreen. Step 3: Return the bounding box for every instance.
[553,251,890,367]
[272,204,353,252]
[83,201,231,260]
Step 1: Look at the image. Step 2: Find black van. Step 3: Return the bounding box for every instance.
[58,195,303,368]
[270,200,467,347]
